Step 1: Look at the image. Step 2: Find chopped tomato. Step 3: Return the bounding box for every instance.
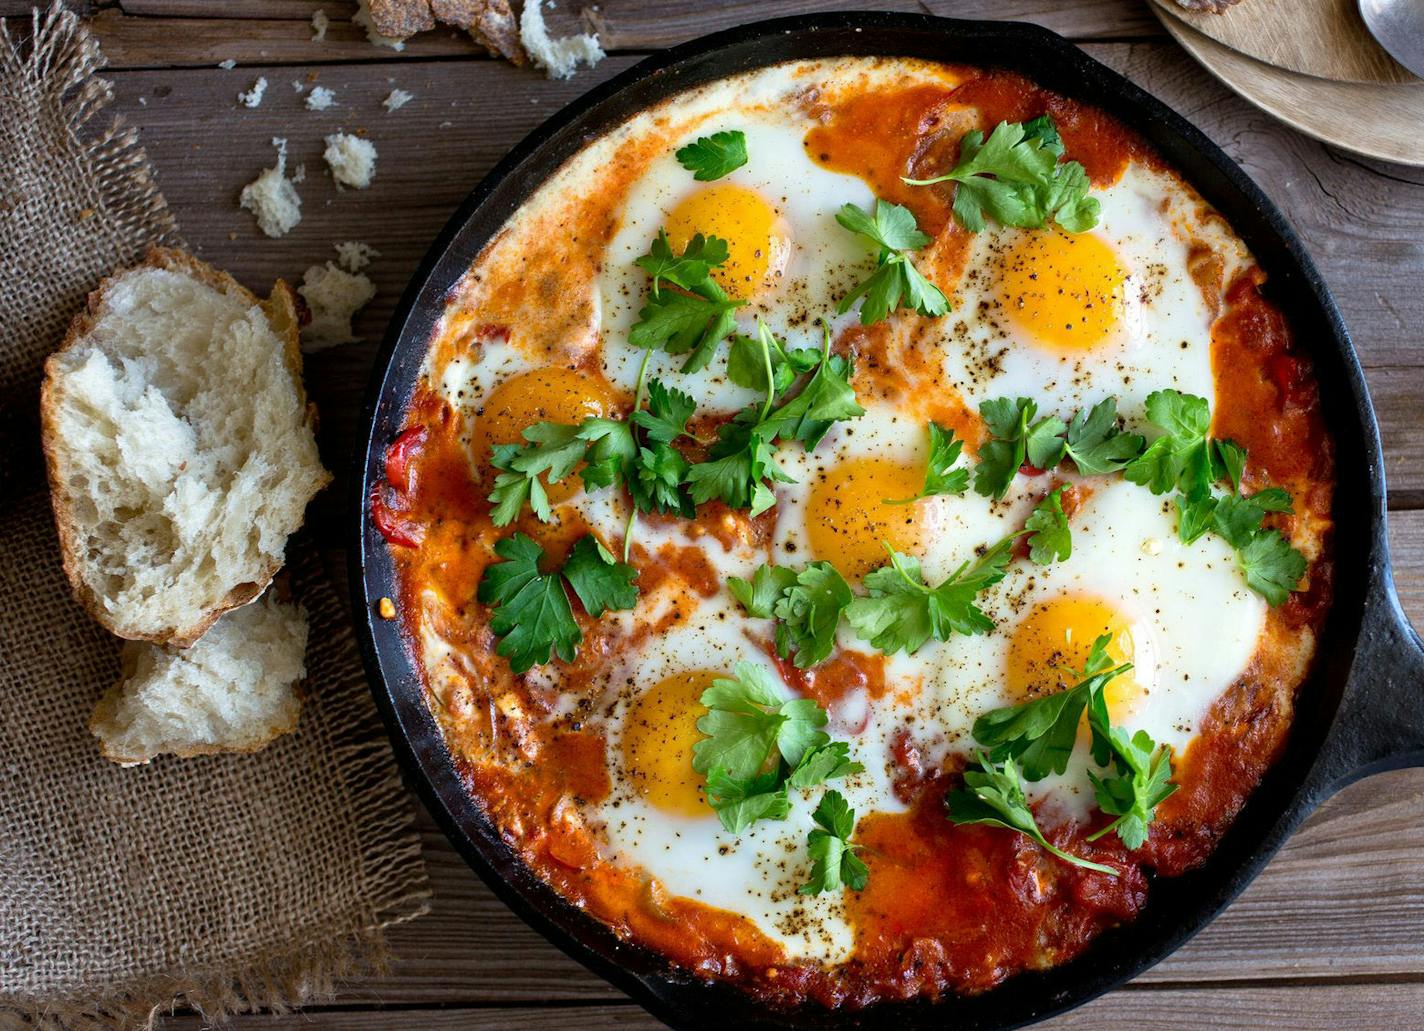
[384,425,428,495]
[369,484,424,547]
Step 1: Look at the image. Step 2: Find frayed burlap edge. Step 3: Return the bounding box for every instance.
[0,7,431,1029]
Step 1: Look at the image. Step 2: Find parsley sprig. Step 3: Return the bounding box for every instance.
[974,396,1144,500]
[946,753,1119,875]
[884,422,969,505]
[476,533,638,673]
[675,129,748,181]
[1177,486,1304,606]
[630,231,745,374]
[834,200,950,325]
[1125,389,1306,606]
[799,789,869,895]
[972,634,1132,781]
[691,663,863,833]
[1024,484,1072,565]
[685,322,863,514]
[958,634,1177,854]
[845,535,1017,656]
[728,561,854,669]
[904,115,1100,234]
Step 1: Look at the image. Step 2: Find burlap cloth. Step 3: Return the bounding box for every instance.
[0,7,431,1028]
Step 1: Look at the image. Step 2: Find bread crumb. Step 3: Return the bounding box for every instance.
[519,0,603,80]
[354,0,406,50]
[138,96,148,106]
[218,58,237,70]
[311,8,329,42]
[306,85,337,111]
[292,80,305,92]
[292,163,307,184]
[334,240,379,272]
[237,76,268,108]
[239,137,302,238]
[298,262,377,349]
[382,88,414,112]
[323,132,377,189]
[439,119,453,128]
[378,597,396,619]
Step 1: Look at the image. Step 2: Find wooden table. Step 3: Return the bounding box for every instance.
[11,1,1422,1027]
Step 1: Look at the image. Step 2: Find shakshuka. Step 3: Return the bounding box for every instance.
[370,57,1333,1007]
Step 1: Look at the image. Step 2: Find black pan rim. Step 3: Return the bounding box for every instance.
[348,12,1388,1030]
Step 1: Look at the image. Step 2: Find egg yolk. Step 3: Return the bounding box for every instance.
[805,457,930,580]
[620,670,718,818]
[665,183,790,300]
[1006,595,1154,726]
[997,229,1127,352]
[473,367,616,503]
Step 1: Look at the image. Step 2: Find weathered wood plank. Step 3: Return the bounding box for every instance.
[3,0,1166,66]
[164,982,1424,1029]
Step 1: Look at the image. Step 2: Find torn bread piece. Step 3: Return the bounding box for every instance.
[240,137,302,237]
[324,132,377,189]
[91,592,309,766]
[367,0,525,64]
[520,0,603,80]
[41,248,331,646]
[299,261,377,348]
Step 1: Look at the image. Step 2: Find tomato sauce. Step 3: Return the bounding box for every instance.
[376,61,1335,1011]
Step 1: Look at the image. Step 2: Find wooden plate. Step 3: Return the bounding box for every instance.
[1157,12,1424,166]
[1150,0,1418,85]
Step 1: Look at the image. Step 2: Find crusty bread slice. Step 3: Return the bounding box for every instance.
[90,592,309,765]
[41,248,331,647]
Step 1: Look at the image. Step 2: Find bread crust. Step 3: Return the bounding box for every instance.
[39,246,331,648]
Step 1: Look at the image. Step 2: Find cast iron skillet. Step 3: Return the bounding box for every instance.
[350,13,1424,1029]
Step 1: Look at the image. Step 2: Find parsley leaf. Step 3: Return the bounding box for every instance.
[693,662,830,783]
[694,664,861,833]
[798,789,870,895]
[486,422,589,526]
[686,322,860,512]
[630,232,745,374]
[726,332,820,395]
[631,379,696,443]
[945,752,1118,875]
[885,423,969,504]
[971,634,1130,780]
[684,411,788,515]
[1173,485,1306,605]
[1085,722,1177,851]
[762,330,865,449]
[476,534,579,672]
[476,533,638,673]
[904,117,1100,234]
[834,200,950,325]
[845,536,1017,655]
[727,563,798,618]
[1237,529,1308,607]
[729,561,853,668]
[973,397,1065,499]
[786,741,863,790]
[704,768,788,833]
[1123,389,1217,500]
[675,129,748,182]
[635,230,729,289]
[560,535,639,617]
[1024,484,1072,565]
[1063,397,1145,475]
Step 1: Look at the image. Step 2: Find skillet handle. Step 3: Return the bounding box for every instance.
[1307,560,1424,801]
